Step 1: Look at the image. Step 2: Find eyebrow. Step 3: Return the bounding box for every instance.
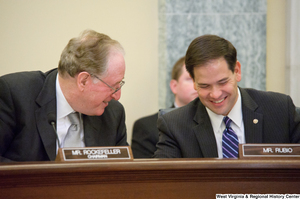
[218,77,229,82]
[197,82,207,86]
[197,77,229,86]
[112,78,125,86]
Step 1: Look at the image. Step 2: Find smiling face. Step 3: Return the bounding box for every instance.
[75,51,125,116]
[193,57,241,116]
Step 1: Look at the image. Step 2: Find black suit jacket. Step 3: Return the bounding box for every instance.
[131,106,175,158]
[0,69,128,162]
[154,88,300,158]
[131,112,159,158]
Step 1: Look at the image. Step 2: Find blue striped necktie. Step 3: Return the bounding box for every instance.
[222,116,239,158]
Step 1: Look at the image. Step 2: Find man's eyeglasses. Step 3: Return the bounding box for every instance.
[90,74,125,94]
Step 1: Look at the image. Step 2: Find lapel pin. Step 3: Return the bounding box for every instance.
[253,119,258,124]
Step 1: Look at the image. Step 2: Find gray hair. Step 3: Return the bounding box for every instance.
[58,29,124,77]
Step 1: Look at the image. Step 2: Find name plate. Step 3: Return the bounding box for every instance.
[239,144,300,159]
[55,146,133,161]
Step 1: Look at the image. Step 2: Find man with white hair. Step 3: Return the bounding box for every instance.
[0,29,128,162]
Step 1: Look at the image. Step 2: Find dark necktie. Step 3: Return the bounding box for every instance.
[222,116,239,158]
[64,112,81,147]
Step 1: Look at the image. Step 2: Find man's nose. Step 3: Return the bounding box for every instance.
[209,86,222,99]
[111,90,121,100]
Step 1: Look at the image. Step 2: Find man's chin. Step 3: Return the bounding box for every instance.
[95,109,105,116]
[86,107,105,116]
[207,105,228,116]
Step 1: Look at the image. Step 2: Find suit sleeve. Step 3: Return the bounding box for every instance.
[115,104,128,146]
[131,118,158,158]
[0,77,17,162]
[154,115,182,158]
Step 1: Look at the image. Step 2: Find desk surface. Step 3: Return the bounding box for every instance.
[1,158,300,198]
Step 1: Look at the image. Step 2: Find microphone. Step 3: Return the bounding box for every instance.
[47,113,61,148]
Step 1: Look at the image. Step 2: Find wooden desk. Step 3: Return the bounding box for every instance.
[1,158,300,198]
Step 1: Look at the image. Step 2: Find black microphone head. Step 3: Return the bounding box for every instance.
[47,112,56,124]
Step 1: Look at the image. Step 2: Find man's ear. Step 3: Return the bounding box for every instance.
[235,61,242,82]
[190,74,197,91]
[169,79,178,95]
[77,72,90,91]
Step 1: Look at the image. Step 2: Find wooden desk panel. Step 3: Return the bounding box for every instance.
[1,159,300,198]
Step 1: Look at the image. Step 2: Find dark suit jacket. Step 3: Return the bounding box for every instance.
[0,69,128,162]
[131,112,159,158]
[154,88,300,158]
[131,106,176,158]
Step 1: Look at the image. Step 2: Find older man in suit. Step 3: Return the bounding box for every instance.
[0,29,127,162]
[154,35,300,158]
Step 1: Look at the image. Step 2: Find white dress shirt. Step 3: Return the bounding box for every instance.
[206,88,245,158]
[55,74,85,151]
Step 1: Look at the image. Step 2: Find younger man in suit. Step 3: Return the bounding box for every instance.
[0,29,128,162]
[154,35,300,158]
[131,56,198,158]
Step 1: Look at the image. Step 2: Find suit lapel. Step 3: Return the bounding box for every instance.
[240,88,263,143]
[82,115,103,146]
[35,69,58,161]
[193,102,218,158]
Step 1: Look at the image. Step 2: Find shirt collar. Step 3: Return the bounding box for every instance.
[227,88,243,128]
[56,74,75,119]
[174,102,179,108]
[206,88,243,132]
